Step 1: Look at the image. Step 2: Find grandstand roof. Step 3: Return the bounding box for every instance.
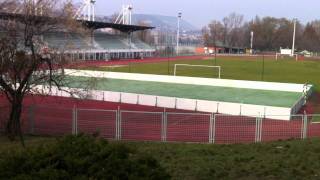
[80,20,154,32]
[0,12,155,33]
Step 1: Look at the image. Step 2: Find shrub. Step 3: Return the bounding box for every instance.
[0,134,170,180]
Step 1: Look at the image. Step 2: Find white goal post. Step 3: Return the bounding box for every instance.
[276,53,298,61]
[173,64,221,79]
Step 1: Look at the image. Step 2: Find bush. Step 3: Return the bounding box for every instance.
[0,134,170,180]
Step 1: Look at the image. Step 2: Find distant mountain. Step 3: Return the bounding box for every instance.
[132,14,198,32]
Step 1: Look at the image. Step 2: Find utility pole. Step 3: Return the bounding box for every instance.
[291,18,297,57]
[176,12,182,56]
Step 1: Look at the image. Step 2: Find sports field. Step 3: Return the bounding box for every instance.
[65,76,302,108]
[82,56,320,91]
[80,56,320,113]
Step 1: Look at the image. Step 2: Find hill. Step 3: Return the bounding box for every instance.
[132,14,198,32]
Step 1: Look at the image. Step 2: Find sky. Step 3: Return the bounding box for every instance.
[75,0,320,28]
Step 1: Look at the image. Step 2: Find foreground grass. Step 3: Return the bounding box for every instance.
[1,136,320,180]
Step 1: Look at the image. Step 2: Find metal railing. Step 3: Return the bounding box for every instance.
[0,105,319,144]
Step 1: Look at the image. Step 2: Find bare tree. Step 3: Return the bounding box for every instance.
[222,13,244,47]
[301,23,320,52]
[208,20,224,56]
[0,0,86,145]
[201,26,210,47]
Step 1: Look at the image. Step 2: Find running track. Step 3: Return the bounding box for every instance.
[69,55,210,69]
[1,95,319,144]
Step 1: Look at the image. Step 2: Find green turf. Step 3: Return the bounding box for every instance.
[81,56,320,112]
[2,136,320,180]
[65,76,302,107]
[83,57,320,92]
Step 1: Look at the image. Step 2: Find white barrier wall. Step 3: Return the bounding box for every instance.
[35,85,293,121]
[176,98,197,111]
[65,69,312,93]
[138,95,157,106]
[196,100,219,113]
[157,96,176,109]
[104,92,120,102]
[121,93,138,104]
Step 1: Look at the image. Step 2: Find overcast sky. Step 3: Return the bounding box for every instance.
[76,0,319,27]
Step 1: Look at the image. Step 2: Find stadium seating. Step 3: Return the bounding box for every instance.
[94,33,130,49]
[44,32,94,50]
[1,30,155,60]
[13,31,154,52]
[94,32,153,50]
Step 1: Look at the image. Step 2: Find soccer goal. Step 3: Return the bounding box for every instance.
[276,48,298,61]
[173,64,221,79]
[276,53,298,61]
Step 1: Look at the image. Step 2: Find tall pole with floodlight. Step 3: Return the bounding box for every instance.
[291,18,297,57]
[176,12,182,55]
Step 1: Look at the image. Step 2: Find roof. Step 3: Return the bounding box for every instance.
[79,20,154,32]
[0,12,155,33]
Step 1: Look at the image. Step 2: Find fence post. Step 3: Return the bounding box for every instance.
[28,105,35,134]
[162,108,167,142]
[72,105,78,135]
[259,116,263,142]
[209,113,214,143]
[255,116,262,143]
[255,117,258,143]
[116,106,121,141]
[211,114,216,144]
[302,113,308,139]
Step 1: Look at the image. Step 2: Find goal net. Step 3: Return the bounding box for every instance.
[173,64,221,79]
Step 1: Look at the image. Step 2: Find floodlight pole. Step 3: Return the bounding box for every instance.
[291,18,297,57]
[91,0,96,21]
[166,27,170,75]
[250,31,254,54]
[176,12,182,56]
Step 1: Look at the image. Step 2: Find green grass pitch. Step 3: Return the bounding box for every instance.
[84,56,320,91]
[81,56,320,112]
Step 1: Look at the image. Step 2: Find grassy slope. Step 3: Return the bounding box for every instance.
[1,136,320,180]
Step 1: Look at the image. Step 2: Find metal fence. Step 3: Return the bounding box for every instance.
[0,105,320,144]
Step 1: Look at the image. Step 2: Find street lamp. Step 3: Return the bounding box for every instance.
[176,12,182,55]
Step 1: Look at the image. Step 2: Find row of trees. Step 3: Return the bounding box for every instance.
[202,13,320,52]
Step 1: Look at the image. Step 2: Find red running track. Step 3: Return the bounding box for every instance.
[0,95,319,144]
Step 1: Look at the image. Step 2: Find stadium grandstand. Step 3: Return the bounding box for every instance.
[0,0,156,61]
[42,31,155,60]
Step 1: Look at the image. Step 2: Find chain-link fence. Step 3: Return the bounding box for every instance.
[307,114,320,138]
[0,105,319,144]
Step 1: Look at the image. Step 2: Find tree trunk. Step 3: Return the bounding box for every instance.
[6,95,25,146]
